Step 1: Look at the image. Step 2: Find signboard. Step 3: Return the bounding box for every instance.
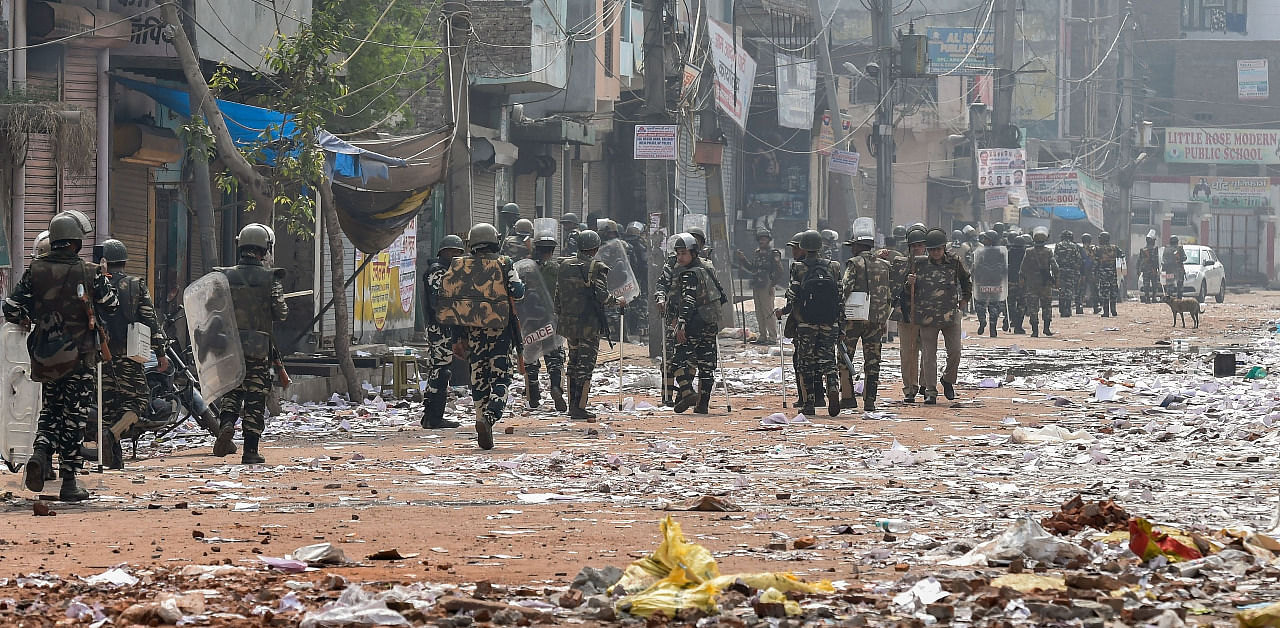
[1238,59,1269,101]
[681,63,700,102]
[829,150,861,176]
[1025,167,1104,229]
[976,148,1026,189]
[1076,171,1105,230]
[707,18,757,129]
[985,186,1028,210]
[815,111,851,155]
[776,52,816,130]
[355,219,417,333]
[1188,176,1273,209]
[634,125,678,160]
[1165,128,1280,164]
[926,27,995,76]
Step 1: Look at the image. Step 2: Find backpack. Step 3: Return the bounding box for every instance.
[795,261,839,325]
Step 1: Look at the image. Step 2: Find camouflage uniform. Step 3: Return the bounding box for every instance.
[501,235,532,261]
[908,254,971,399]
[971,245,1008,333]
[1020,244,1058,332]
[217,253,288,439]
[555,251,618,411]
[561,230,580,257]
[1006,243,1027,332]
[878,248,915,395]
[450,251,524,426]
[3,248,118,476]
[421,255,459,424]
[601,236,634,337]
[1162,244,1187,299]
[1095,244,1124,310]
[525,256,566,404]
[671,260,725,405]
[839,250,892,408]
[780,257,843,408]
[1080,243,1097,311]
[654,254,718,402]
[1138,244,1161,302]
[737,246,783,343]
[1053,240,1082,316]
[101,270,168,467]
[621,234,649,338]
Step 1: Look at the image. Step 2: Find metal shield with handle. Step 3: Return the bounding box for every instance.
[533,217,558,244]
[0,322,40,471]
[512,259,564,362]
[681,213,708,236]
[183,272,245,404]
[972,245,1009,302]
[593,239,641,302]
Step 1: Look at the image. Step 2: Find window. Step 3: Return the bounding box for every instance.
[1192,112,1214,122]
[604,26,614,77]
[1181,0,1247,33]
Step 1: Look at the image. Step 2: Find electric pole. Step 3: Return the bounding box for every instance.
[991,0,1017,147]
[1116,2,1137,290]
[443,1,472,235]
[807,0,852,231]
[872,0,895,234]
[643,0,667,358]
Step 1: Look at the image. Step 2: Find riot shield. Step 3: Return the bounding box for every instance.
[972,245,1009,302]
[0,323,40,470]
[594,239,641,302]
[513,259,565,362]
[183,273,246,404]
[681,213,709,235]
[533,218,558,244]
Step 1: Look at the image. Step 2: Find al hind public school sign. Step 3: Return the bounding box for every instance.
[1165,128,1280,164]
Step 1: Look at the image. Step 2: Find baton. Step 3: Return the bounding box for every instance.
[283,290,314,299]
[778,320,787,409]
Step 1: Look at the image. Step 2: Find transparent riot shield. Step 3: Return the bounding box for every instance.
[594,239,641,302]
[533,218,558,244]
[0,323,39,470]
[971,245,1009,302]
[513,259,565,362]
[681,213,708,236]
[183,273,245,404]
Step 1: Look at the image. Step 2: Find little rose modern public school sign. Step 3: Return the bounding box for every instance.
[1164,128,1280,165]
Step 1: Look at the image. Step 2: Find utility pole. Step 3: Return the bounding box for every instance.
[991,0,1017,148]
[872,0,895,234]
[643,0,667,358]
[1116,2,1137,291]
[443,1,472,235]
[807,0,852,231]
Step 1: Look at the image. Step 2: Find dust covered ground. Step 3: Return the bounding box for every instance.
[2,291,1280,626]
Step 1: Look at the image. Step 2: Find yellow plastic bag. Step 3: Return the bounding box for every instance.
[758,588,802,617]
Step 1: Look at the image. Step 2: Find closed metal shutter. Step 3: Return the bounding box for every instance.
[60,47,97,243]
[109,164,152,281]
[472,167,497,226]
[587,160,608,220]
[677,122,707,215]
[515,172,537,218]
[23,135,57,255]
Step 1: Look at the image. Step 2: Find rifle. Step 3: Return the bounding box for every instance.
[507,294,526,375]
[86,265,112,362]
[270,345,291,389]
[582,261,614,349]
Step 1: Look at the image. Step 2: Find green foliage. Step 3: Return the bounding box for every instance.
[327,0,438,133]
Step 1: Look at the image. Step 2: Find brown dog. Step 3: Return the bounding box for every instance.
[1164,295,1202,328]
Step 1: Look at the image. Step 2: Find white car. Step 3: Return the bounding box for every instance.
[1160,244,1226,303]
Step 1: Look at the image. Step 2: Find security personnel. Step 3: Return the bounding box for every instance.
[555,230,622,420]
[420,235,464,430]
[527,232,567,412]
[670,234,726,414]
[898,227,927,401]
[1053,230,1083,317]
[31,230,50,259]
[600,219,637,339]
[887,225,907,256]
[819,229,840,262]
[499,202,521,237]
[5,211,117,500]
[1020,227,1058,337]
[559,213,581,256]
[99,239,173,468]
[448,223,525,449]
[782,234,805,406]
[972,230,1007,337]
[907,228,971,404]
[775,230,842,417]
[502,217,534,261]
[213,224,289,464]
[686,227,713,265]
[621,222,650,339]
[1080,233,1097,313]
[1006,234,1029,334]
[839,221,892,412]
[876,229,909,344]
[654,229,712,403]
[1163,235,1187,299]
[1095,231,1124,317]
[1137,231,1161,302]
[735,228,784,345]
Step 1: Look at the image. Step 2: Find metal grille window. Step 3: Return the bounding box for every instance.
[604,27,614,77]
[1181,0,1247,33]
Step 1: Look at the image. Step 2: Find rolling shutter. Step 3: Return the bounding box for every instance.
[472,167,497,226]
[23,135,57,255]
[61,47,97,245]
[109,164,152,281]
[515,172,537,218]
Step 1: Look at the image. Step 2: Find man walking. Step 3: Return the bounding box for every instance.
[972,230,1007,338]
[898,227,927,400]
[1054,230,1082,317]
[420,235,465,430]
[670,234,725,414]
[776,230,843,416]
[735,229,783,345]
[907,228,971,405]
[1163,235,1187,299]
[839,219,892,412]
[1021,227,1058,337]
[555,230,622,420]
[1095,231,1124,317]
[1137,231,1161,302]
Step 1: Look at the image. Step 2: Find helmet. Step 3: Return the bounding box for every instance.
[909,222,926,232]
[1017,234,1033,246]
[468,222,501,247]
[891,225,907,239]
[849,217,875,244]
[1146,229,1158,241]
[821,229,839,242]
[61,210,93,236]
[671,233,696,251]
[1060,230,1074,241]
[49,211,90,242]
[1169,235,1179,245]
[756,228,772,240]
[1098,231,1111,244]
[31,230,50,258]
[962,225,977,237]
[951,229,964,242]
[905,227,927,246]
[236,223,274,252]
[687,227,706,245]
[787,233,802,248]
[924,228,947,249]
[1081,233,1092,243]
[1032,227,1049,243]
[602,220,620,238]
[577,229,602,251]
[627,221,644,236]
[437,234,465,255]
[798,230,823,252]
[102,239,128,263]
[560,212,579,225]
[514,219,533,235]
[980,230,997,245]
[500,202,520,216]
[993,222,1007,234]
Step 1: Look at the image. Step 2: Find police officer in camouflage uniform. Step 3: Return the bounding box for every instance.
[100,239,174,468]
[887,225,907,256]
[1095,231,1124,317]
[1080,233,1097,313]
[775,230,842,417]
[898,227,928,400]
[877,228,908,344]
[6,211,118,500]
[1163,235,1187,299]
[555,230,622,420]
[1137,232,1161,302]
[527,232,567,412]
[1053,230,1082,317]
[907,228,972,404]
[559,213,581,257]
[1020,227,1059,337]
[838,220,892,412]
[598,219,634,339]
[972,230,1007,337]
[621,222,650,339]
[818,229,839,262]
[501,215,534,261]
[420,235,465,430]
[735,228,783,345]
[499,202,521,238]
[654,228,712,403]
[1006,234,1029,334]
[670,234,726,414]
[212,224,288,464]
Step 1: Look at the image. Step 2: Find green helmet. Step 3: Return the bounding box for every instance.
[924,228,947,249]
[980,230,997,245]
[787,233,802,248]
[49,211,90,242]
[577,229,602,251]
[501,202,520,216]
[236,223,274,252]
[102,238,128,263]
[32,230,50,258]
[798,230,823,252]
[1016,234,1032,246]
[1060,230,1074,241]
[468,223,500,247]
[1098,231,1111,244]
[560,212,579,225]
[756,228,772,240]
[687,227,706,245]
[891,225,907,239]
[1081,232,1092,243]
[514,219,533,235]
[437,234,464,255]
[993,222,1007,234]
[905,227,927,246]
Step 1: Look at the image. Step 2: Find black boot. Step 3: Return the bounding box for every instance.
[241,433,265,465]
[1043,319,1054,337]
[526,376,540,409]
[1001,318,1010,332]
[694,391,711,414]
[568,378,597,420]
[58,468,90,502]
[25,446,51,493]
[989,318,998,338]
[213,420,237,457]
[1110,299,1118,317]
[673,386,698,414]
[977,320,986,336]
[1030,321,1040,338]
[549,370,567,412]
[941,379,956,400]
[424,392,460,429]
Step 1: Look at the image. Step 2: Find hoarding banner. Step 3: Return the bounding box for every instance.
[1165,127,1280,164]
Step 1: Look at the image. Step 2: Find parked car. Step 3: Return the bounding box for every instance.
[1159,244,1226,303]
